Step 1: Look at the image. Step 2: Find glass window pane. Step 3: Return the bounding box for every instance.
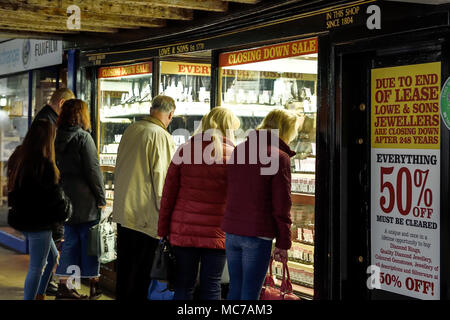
[218,38,318,299]
[32,68,59,118]
[0,73,29,222]
[98,62,153,220]
[159,61,211,147]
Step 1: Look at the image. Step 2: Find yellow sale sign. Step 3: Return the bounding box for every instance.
[371,62,441,150]
[370,62,441,300]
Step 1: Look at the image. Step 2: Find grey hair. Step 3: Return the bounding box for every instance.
[151,95,176,113]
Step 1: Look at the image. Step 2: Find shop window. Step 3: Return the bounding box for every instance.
[32,67,66,118]
[98,62,153,224]
[0,73,29,240]
[159,60,211,147]
[218,37,318,299]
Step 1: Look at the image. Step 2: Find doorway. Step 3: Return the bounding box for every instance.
[337,34,449,300]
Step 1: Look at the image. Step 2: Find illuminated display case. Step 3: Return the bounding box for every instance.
[98,60,212,210]
[0,74,28,209]
[97,60,212,290]
[98,62,154,290]
[0,67,65,253]
[160,61,211,147]
[219,37,318,299]
[98,62,153,225]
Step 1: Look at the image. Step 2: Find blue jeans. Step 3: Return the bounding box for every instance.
[23,230,58,300]
[225,233,273,300]
[55,220,100,278]
[172,246,226,300]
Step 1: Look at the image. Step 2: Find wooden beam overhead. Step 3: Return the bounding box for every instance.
[222,0,261,4]
[0,15,137,32]
[74,13,166,28]
[0,9,165,30]
[9,0,194,20]
[0,25,77,34]
[0,31,63,39]
[0,0,262,39]
[0,22,118,34]
[107,0,228,12]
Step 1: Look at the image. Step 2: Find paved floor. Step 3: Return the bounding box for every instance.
[0,245,114,300]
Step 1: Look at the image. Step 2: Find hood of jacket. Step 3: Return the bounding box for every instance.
[55,125,83,155]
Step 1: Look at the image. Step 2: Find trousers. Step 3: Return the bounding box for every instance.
[115,224,159,300]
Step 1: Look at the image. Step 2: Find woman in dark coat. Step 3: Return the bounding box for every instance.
[7,119,72,300]
[54,99,106,300]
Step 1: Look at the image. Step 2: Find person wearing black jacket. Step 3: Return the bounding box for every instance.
[53,99,106,300]
[34,88,75,127]
[7,119,72,300]
[33,88,75,296]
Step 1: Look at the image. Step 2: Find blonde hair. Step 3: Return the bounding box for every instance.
[257,109,300,144]
[196,107,240,161]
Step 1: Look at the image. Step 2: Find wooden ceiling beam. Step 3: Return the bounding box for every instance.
[0,5,167,28]
[0,15,133,32]
[74,13,166,28]
[110,0,228,12]
[0,25,77,34]
[9,0,193,20]
[0,22,118,34]
[0,9,163,30]
[0,31,63,39]
[222,0,260,4]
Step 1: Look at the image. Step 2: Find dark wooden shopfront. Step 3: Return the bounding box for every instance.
[71,0,450,300]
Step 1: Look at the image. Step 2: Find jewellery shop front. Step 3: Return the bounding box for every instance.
[74,0,450,300]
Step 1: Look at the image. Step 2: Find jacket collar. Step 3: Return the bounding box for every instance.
[249,129,296,157]
[143,116,167,131]
[278,137,296,157]
[191,132,235,147]
[43,104,58,117]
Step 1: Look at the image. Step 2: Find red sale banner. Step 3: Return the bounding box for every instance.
[370,62,441,300]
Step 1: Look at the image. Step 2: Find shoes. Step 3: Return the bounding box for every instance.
[89,278,103,300]
[55,283,88,300]
[35,294,45,300]
[45,280,58,296]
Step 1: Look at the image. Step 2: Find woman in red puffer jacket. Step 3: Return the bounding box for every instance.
[158,107,240,300]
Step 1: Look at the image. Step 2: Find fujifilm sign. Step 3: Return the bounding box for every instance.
[0,39,62,76]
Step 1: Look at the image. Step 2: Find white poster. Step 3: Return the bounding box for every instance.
[0,39,62,76]
[370,63,441,300]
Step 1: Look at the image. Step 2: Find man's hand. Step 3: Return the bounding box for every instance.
[273,247,288,262]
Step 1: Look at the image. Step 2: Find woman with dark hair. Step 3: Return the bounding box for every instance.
[7,119,72,300]
[54,99,106,300]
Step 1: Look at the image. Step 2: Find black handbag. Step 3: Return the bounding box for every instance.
[87,208,104,257]
[150,237,176,290]
[87,223,101,256]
